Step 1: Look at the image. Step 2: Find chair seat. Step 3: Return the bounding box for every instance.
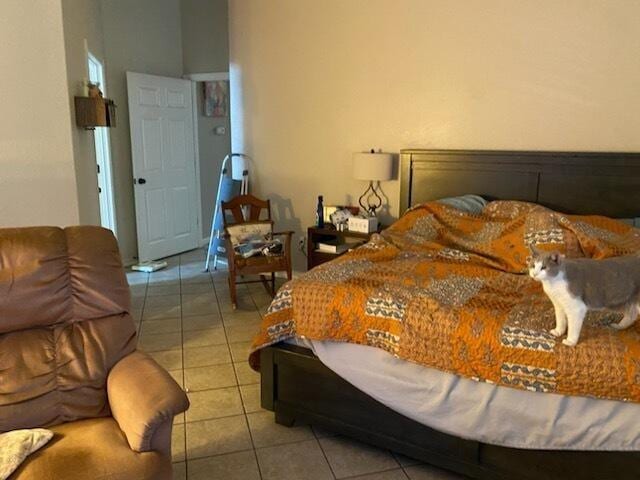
[11,418,171,480]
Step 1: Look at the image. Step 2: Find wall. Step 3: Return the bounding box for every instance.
[100,0,184,263]
[61,0,106,226]
[182,0,231,239]
[195,85,232,240]
[229,0,640,271]
[181,0,229,74]
[0,1,80,227]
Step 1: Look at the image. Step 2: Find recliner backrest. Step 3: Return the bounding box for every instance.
[0,226,136,431]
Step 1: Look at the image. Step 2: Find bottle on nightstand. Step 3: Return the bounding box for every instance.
[316,195,324,228]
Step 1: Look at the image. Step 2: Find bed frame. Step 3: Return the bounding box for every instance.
[260,149,640,480]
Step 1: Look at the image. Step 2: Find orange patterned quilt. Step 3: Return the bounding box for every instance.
[250,201,640,402]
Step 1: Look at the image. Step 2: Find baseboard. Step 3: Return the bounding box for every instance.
[122,257,137,268]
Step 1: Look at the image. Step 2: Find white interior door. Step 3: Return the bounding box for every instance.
[127,72,199,262]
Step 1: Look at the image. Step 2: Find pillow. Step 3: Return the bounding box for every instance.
[226,221,273,246]
[226,221,283,258]
[435,194,487,214]
[0,429,53,479]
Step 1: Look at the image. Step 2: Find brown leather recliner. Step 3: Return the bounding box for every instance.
[0,226,189,480]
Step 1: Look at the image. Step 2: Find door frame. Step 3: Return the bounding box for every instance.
[87,50,118,236]
[183,71,230,246]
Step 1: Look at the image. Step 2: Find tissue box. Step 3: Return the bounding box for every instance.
[348,216,378,233]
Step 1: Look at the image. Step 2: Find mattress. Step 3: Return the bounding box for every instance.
[294,338,640,451]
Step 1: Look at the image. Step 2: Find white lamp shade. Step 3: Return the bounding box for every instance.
[352,152,393,181]
[231,155,248,180]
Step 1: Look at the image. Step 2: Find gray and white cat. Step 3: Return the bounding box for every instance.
[528,246,640,346]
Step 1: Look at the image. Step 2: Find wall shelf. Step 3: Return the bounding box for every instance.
[74,96,116,130]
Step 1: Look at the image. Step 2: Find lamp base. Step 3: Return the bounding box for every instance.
[358,181,382,217]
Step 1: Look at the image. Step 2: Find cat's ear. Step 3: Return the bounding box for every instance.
[549,252,564,264]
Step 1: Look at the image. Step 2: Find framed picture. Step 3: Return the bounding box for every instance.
[203,81,228,117]
[323,206,338,224]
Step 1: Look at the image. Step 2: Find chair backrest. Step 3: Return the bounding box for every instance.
[221,194,271,227]
[0,226,136,432]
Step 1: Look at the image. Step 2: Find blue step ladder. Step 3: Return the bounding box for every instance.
[204,153,250,271]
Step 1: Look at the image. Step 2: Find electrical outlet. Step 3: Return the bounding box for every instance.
[298,236,306,253]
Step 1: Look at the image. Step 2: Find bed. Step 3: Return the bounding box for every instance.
[252,149,640,480]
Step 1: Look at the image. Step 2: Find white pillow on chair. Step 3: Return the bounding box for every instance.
[226,221,273,247]
[0,428,53,480]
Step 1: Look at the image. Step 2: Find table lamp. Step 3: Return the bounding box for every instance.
[353,150,393,216]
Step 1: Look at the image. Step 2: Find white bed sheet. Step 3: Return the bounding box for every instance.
[294,339,640,451]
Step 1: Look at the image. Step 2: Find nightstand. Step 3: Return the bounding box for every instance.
[307,225,381,270]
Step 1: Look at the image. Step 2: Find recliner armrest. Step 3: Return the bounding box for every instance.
[107,351,189,453]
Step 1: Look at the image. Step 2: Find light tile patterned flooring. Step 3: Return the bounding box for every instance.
[127,248,465,480]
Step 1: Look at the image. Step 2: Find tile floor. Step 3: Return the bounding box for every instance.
[127,248,465,480]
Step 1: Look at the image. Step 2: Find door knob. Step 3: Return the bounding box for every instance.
[138,178,147,185]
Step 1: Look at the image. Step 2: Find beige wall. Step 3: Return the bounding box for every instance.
[101,0,184,263]
[229,0,640,270]
[181,0,229,74]
[0,1,79,227]
[1,0,229,258]
[61,0,106,226]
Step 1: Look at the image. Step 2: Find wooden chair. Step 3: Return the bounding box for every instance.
[221,194,293,309]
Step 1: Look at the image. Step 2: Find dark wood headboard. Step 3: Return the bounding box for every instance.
[399,149,640,219]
